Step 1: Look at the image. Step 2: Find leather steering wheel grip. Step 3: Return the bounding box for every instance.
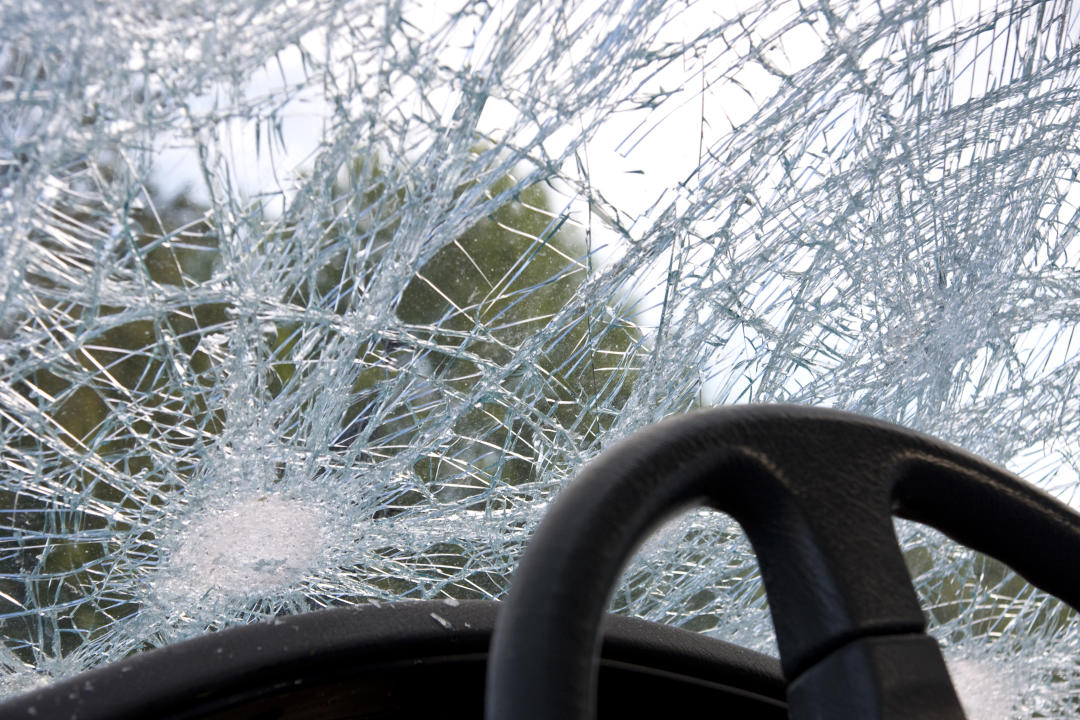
[485,405,1080,720]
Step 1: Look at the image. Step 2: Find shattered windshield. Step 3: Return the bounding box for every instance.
[2,0,1078,716]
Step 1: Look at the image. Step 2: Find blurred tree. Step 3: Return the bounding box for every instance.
[3,147,644,652]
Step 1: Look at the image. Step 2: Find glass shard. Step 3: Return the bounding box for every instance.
[2,0,1078,714]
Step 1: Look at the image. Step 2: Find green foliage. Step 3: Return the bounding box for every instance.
[4,152,644,643]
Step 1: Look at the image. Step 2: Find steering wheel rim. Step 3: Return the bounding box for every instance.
[486,405,1080,720]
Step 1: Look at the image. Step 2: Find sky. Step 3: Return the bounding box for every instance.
[146,0,1080,497]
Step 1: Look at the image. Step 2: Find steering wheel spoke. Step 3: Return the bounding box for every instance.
[487,405,1080,720]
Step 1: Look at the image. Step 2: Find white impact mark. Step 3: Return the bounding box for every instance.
[159,495,326,603]
[949,656,1023,720]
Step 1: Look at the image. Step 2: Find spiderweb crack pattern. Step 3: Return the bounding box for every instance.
[1,0,1078,714]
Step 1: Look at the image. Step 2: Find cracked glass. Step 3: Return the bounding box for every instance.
[1,0,1078,716]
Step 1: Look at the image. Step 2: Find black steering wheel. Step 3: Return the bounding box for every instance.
[486,405,1080,719]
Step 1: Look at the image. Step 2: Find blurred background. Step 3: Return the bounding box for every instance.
[1,1,1078,716]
